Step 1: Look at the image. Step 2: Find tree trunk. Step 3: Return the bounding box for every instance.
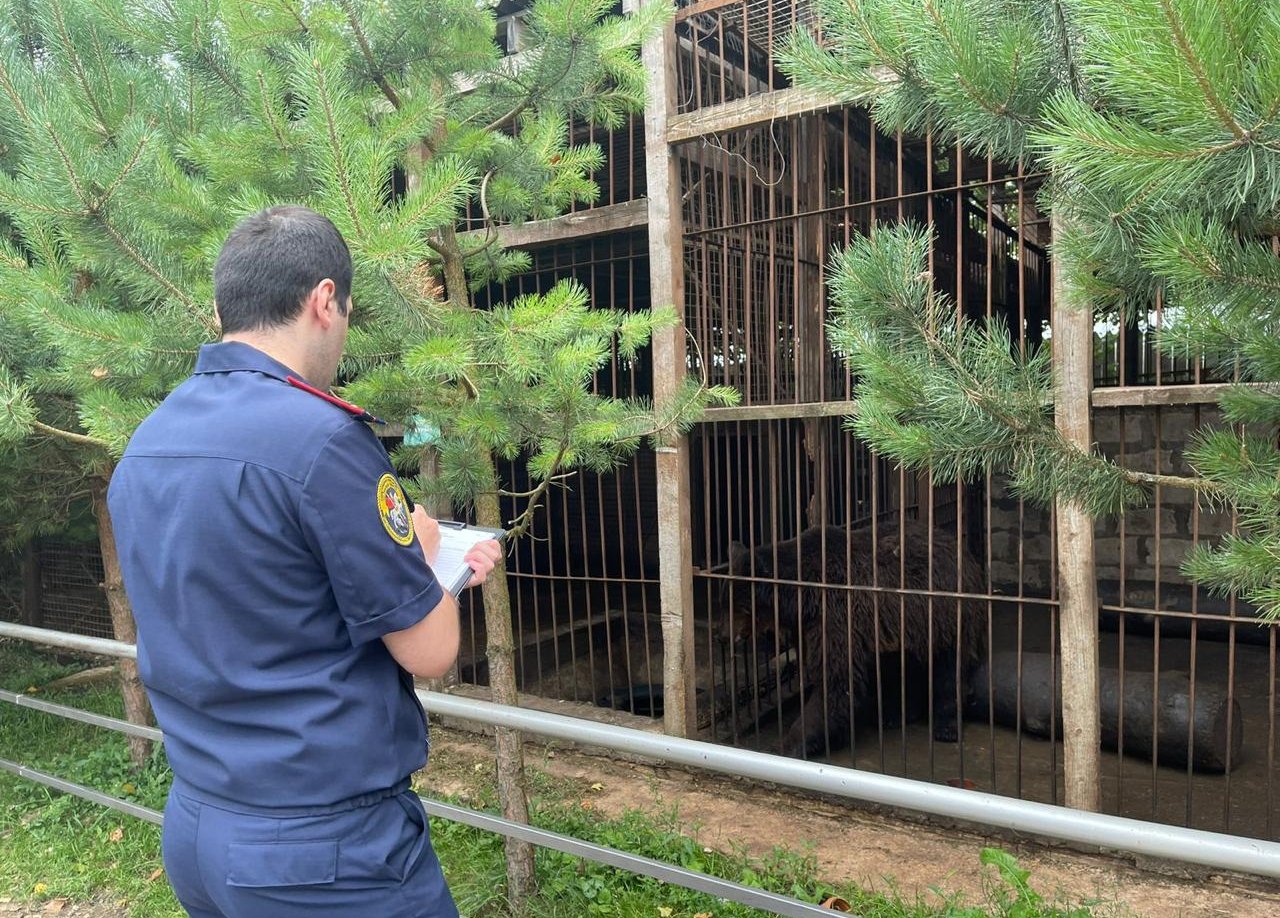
[1051,210,1101,811]
[92,473,154,767]
[427,124,536,909]
[475,477,537,910]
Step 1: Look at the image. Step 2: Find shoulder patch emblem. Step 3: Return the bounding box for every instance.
[376,474,415,546]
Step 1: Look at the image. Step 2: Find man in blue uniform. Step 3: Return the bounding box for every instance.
[107,205,501,917]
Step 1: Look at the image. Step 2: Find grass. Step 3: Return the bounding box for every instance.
[0,641,1118,918]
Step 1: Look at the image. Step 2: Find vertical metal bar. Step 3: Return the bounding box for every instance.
[747,421,763,749]
[1117,408,1128,811]
[722,135,733,395]
[1269,624,1277,838]
[771,422,784,747]
[788,123,798,402]
[954,140,966,784]
[744,133,755,402]
[702,421,716,736]
[925,131,937,780]
[792,425,806,757]
[730,423,743,744]
[768,0,776,93]
[691,14,704,113]
[984,153,996,790]
[1151,407,1163,817]
[1186,407,1200,826]
[717,8,727,107]
[1015,161,1027,801]
[1224,477,1238,832]
[616,245,637,716]
[896,125,908,775]
[768,152,777,405]
[579,272,602,707]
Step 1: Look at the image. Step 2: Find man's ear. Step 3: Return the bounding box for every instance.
[306,278,339,328]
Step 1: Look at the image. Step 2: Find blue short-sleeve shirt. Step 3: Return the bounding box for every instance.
[107,341,444,811]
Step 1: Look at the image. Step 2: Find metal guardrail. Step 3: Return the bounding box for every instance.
[0,751,835,918]
[5,620,1280,882]
[0,623,841,917]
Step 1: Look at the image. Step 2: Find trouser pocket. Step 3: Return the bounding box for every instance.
[226,840,338,888]
[387,790,429,882]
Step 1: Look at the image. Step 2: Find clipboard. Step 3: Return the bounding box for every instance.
[432,520,507,597]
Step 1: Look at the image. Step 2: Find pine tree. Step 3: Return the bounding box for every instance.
[0,0,730,899]
[778,0,1280,619]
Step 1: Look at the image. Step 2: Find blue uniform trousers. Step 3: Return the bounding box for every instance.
[162,780,459,918]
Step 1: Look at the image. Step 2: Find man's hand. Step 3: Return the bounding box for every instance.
[413,506,440,566]
[464,540,502,589]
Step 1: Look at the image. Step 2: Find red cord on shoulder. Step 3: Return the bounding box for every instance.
[286,376,385,425]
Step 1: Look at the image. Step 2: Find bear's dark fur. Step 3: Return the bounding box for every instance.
[725,521,987,758]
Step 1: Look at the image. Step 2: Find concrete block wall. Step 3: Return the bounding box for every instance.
[987,404,1240,614]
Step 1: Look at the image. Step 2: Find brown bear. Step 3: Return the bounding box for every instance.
[723,521,988,758]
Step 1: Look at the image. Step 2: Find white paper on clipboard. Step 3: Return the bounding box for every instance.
[430,522,506,596]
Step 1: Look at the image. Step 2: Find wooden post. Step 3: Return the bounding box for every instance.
[640,1,697,737]
[21,541,42,628]
[1051,210,1101,811]
[92,471,155,767]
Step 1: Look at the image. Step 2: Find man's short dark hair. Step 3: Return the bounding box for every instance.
[214,206,352,334]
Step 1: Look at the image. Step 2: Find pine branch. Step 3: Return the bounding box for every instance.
[921,0,1031,125]
[41,120,92,206]
[1156,0,1246,141]
[188,13,246,103]
[48,0,110,135]
[497,471,576,498]
[504,444,568,538]
[1052,1,1081,96]
[255,71,292,153]
[99,131,152,206]
[0,54,34,125]
[96,215,213,332]
[32,419,108,451]
[311,58,364,236]
[484,43,580,134]
[341,0,402,110]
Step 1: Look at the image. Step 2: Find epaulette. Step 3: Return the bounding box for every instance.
[286,376,386,426]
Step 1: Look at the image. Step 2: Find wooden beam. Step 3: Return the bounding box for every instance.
[1052,212,1101,813]
[1091,382,1252,408]
[701,400,857,423]
[641,1,697,739]
[458,199,648,249]
[699,381,1251,422]
[667,87,842,144]
[673,0,742,21]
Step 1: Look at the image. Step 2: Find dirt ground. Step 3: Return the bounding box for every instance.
[421,726,1280,918]
[0,897,126,918]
